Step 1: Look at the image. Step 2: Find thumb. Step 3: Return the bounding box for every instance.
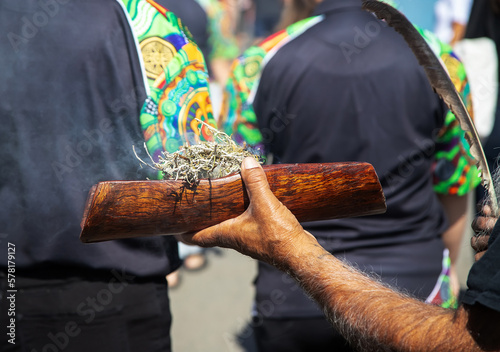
[241,157,273,201]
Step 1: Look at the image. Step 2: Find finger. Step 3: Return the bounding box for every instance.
[476,202,492,215]
[483,204,492,217]
[475,251,486,262]
[240,157,275,202]
[471,216,497,234]
[471,234,490,252]
[178,229,214,248]
[175,234,199,246]
[176,233,198,247]
[182,216,245,248]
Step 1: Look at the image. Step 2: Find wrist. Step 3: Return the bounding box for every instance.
[278,232,329,273]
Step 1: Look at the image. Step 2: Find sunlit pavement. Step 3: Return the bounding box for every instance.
[170,248,258,352]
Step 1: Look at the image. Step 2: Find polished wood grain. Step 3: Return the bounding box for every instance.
[80,162,386,243]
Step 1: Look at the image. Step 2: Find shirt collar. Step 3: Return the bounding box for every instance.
[312,0,363,16]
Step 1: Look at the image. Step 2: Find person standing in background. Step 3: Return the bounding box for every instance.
[220,0,480,350]
[0,0,214,350]
[434,0,473,45]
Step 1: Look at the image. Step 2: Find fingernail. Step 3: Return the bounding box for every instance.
[243,157,259,170]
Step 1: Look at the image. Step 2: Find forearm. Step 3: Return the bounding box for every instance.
[283,237,479,352]
[439,193,469,264]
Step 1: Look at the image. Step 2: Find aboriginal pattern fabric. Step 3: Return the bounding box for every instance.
[122,0,217,159]
[220,18,480,197]
[196,0,239,60]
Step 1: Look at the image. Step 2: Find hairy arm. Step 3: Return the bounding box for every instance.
[284,237,500,352]
[181,157,500,352]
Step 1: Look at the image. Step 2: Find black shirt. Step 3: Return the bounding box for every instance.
[463,222,500,312]
[253,0,448,317]
[0,0,180,279]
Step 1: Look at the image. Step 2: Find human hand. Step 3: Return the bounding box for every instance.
[471,204,497,261]
[178,157,317,266]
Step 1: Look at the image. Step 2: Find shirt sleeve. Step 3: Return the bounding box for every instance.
[133,2,217,166]
[418,28,482,195]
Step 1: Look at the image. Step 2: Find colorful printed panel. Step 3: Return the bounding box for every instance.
[122,0,217,162]
[417,27,481,195]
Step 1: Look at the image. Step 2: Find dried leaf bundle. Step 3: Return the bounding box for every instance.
[135,120,261,184]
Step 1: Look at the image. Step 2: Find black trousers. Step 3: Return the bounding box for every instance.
[1,273,172,352]
[252,317,354,352]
